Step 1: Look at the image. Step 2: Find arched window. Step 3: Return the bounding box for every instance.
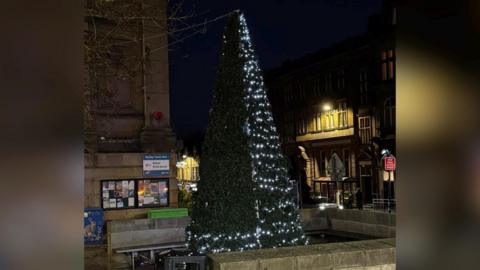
[384,97,395,127]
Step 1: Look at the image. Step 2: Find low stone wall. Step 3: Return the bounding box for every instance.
[300,208,396,238]
[208,238,395,270]
[107,216,190,250]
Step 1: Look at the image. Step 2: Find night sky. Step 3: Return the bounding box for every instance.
[169,0,384,142]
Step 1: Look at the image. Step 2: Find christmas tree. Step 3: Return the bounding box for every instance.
[187,13,259,253]
[188,12,306,254]
[238,14,307,248]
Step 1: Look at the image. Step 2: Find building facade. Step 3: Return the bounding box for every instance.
[266,4,396,204]
[84,0,178,221]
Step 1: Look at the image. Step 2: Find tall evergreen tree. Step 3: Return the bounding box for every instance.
[188,12,306,254]
[187,14,258,253]
[238,14,307,248]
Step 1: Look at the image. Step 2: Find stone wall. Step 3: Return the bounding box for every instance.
[208,238,395,270]
[300,208,395,238]
[107,216,190,250]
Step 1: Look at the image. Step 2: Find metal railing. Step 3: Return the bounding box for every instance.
[372,198,396,213]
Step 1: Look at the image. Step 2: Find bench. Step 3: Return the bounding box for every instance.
[107,216,190,270]
[115,242,187,270]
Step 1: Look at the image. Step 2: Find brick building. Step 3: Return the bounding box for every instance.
[265,3,396,204]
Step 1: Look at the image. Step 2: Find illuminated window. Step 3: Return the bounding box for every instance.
[384,97,395,127]
[309,110,318,133]
[359,69,368,105]
[337,102,347,128]
[325,110,335,130]
[307,111,313,133]
[315,112,322,132]
[297,111,308,135]
[359,116,372,144]
[381,49,395,81]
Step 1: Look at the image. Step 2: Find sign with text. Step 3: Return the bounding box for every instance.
[383,156,396,171]
[143,153,170,177]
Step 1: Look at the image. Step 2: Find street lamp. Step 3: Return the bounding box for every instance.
[322,103,332,111]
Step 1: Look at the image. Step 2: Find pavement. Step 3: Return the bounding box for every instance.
[84,245,130,270]
[303,203,396,213]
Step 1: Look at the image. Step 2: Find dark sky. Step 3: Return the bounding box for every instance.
[169,0,384,141]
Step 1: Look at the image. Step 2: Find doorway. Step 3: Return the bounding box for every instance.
[360,166,373,203]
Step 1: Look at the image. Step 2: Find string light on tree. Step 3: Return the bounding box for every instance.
[239,13,307,248]
[188,11,306,254]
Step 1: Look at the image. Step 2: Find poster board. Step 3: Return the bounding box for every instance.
[100,178,169,210]
[101,180,136,209]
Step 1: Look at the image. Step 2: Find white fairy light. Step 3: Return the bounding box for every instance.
[191,13,306,254]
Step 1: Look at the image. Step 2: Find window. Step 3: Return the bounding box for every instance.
[359,69,368,105]
[287,112,294,141]
[284,86,294,104]
[303,112,308,133]
[298,83,305,100]
[315,111,322,132]
[283,112,294,142]
[320,151,327,177]
[312,149,327,178]
[337,69,345,90]
[298,113,303,135]
[337,102,347,128]
[297,111,307,135]
[325,110,335,130]
[325,73,333,92]
[392,7,397,25]
[314,78,322,96]
[306,111,312,133]
[138,179,169,207]
[384,97,396,127]
[343,149,350,177]
[359,116,372,144]
[381,49,395,81]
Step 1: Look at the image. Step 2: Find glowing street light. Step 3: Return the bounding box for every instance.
[322,103,332,111]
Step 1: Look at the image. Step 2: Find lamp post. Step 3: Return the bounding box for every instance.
[328,153,345,207]
[322,102,346,207]
[381,149,395,213]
